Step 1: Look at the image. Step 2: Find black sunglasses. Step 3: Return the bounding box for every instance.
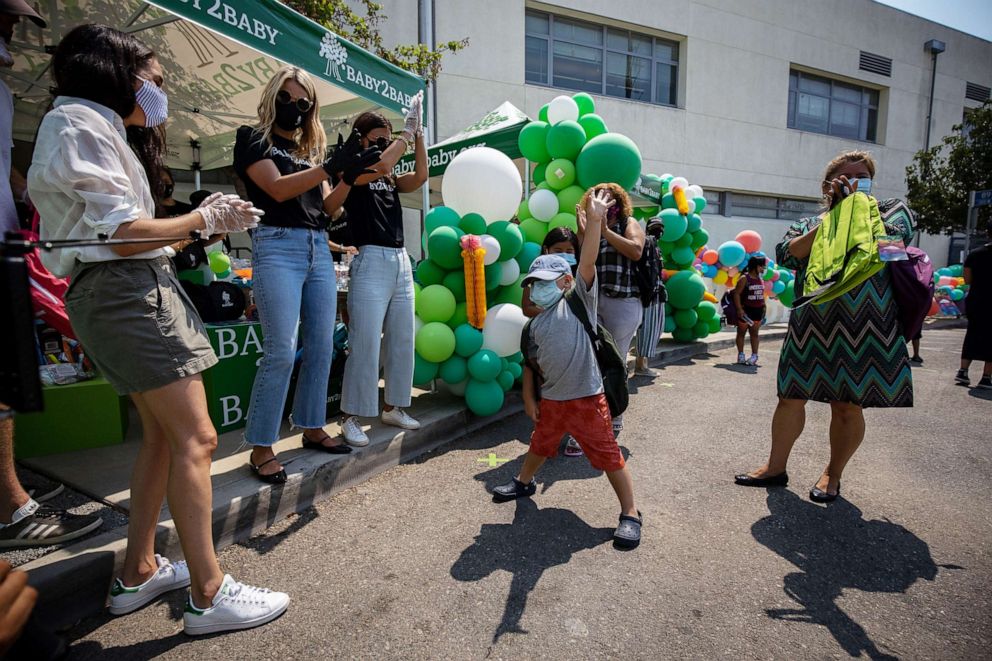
[276,89,313,113]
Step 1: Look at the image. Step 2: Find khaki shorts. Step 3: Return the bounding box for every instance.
[65,257,218,395]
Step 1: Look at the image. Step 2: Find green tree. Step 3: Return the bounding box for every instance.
[905,99,992,235]
[287,0,468,82]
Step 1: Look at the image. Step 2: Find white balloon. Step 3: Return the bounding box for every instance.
[659,173,674,181]
[686,199,696,214]
[498,258,520,286]
[669,176,689,191]
[444,378,468,397]
[481,303,528,357]
[441,147,522,222]
[528,189,559,221]
[480,234,501,265]
[546,95,580,124]
[686,184,704,198]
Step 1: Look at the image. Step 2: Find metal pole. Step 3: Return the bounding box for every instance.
[418,0,435,219]
[924,51,938,150]
[524,160,530,200]
[964,191,976,259]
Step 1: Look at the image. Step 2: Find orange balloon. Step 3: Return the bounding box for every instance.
[702,250,719,265]
[703,292,718,303]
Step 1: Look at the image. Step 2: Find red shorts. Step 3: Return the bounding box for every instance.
[529,394,625,472]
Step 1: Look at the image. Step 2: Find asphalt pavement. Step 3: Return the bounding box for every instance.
[64,327,991,660]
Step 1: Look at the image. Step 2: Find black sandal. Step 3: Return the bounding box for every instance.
[302,432,353,455]
[248,457,287,484]
[613,511,642,550]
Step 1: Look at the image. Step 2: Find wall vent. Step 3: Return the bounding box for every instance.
[965,82,991,103]
[859,51,892,77]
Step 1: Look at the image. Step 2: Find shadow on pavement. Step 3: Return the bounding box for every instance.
[450,498,613,643]
[473,445,631,495]
[967,387,992,401]
[752,489,939,660]
[69,633,190,660]
[711,363,759,375]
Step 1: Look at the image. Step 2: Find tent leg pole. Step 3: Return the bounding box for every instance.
[194,169,201,190]
[524,159,530,200]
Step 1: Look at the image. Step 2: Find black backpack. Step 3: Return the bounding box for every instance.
[520,289,629,418]
[632,240,666,307]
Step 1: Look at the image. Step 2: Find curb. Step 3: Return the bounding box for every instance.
[23,324,788,629]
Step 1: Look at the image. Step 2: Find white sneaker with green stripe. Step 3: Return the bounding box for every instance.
[108,554,190,615]
[183,574,289,636]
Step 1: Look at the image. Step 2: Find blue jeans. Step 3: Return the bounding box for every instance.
[341,246,415,417]
[245,226,336,446]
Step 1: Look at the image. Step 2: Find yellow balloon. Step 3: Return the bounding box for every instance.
[713,270,728,285]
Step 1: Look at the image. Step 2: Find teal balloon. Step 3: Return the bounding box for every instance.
[488,220,524,261]
[772,280,786,294]
[577,113,608,139]
[949,264,964,276]
[545,158,577,190]
[506,351,524,364]
[458,212,487,236]
[442,271,467,302]
[467,349,502,382]
[717,241,746,267]
[506,362,523,380]
[439,355,468,384]
[518,121,551,162]
[484,262,502,291]
[427,226,465,270]
[546,120,586,160]
[951,288,964,301]
[658,240,675,257]
[672,326,695,343]
[659,209,687,241]
[573,92,595,116]
[497,370,514,392]
[692,320,710,339]
[661,193,676,210]
[465,378,505,417]
[576,133,642,191]
[415,322,456,363]
[412,352,439,386]
[690,229,709,252]
[425,206,460,235]
[708,316,722,333]
[663,314,676,333]
[447,302,469,329]
[693,196,707,213]
[454,323,484,357]
[416,259,446,287]
[674,308,698,329]
[416,284,456,323]
[667,271,706,310]
[515,242,542,271]
[675,233,693,248]
[671,245,696,265]
[696,301,718,321]
[686,213,702,233]
[664,302,674,316]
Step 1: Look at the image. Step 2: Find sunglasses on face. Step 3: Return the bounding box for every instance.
[276,89,313,113]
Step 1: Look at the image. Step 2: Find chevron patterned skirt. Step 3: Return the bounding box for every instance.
[777,267,913,407]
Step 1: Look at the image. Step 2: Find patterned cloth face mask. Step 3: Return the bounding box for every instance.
[134,77,168,127]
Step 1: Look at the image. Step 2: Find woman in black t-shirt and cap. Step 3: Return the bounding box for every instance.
[233,66,380,483]
[327,99,428,447]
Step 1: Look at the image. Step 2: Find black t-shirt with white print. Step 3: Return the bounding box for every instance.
[334,172,404,249]
[232,125,327,230]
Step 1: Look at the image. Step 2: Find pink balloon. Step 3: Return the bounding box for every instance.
[735,230,762,254]
[770,270,780,281]
[702,250,719,265]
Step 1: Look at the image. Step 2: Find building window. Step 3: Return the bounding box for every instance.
[729,193,821,221]
[703,190,724,216]
[788,70,879,142]
[525,10,679,106]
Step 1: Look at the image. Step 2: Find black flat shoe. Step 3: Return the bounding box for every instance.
[302,436,353,454]
[734,472,788,487]
[492,478,536,503]
[249,457,287,484]
[809,482,840,503]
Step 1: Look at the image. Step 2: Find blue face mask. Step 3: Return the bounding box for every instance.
[530,279,564,309]
[854,177,872,195]
[556,252,577,266]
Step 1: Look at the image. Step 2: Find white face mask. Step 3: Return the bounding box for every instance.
[134,77,168,127]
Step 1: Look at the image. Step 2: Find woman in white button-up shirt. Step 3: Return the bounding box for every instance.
[28,24,288,633]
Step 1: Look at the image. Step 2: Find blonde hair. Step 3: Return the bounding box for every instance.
[578,182,633,223]
[821,150,876,207]
[255,66,327,165]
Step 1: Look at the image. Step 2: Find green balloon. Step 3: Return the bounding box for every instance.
[762,267,775,281]
[425,206,460,235]
[573,92,595,116]
[412,352,439,386]
[497,370,514,392]
[465,378,505,416]
[675,233,693,248]
[686,213,702,234]
[467,349,502,382]
[659,209,687,242]
[663,314,676,333]
[696,300,718,321]
[538,103,549,123]
[532,162,547,185]
[548,212,578,233]
[518,121,551,162]
[208,251,230,274]
[671,245,695,265]
[454,323,483,358]
[484,262,502,291]
[447,301,469,328]
[577,113,608,139]
[576,133,642,191]
[667,271,706,310]
[661,193,676,210]
[493,281,525,307]
[442,271,467,302]
[672,326,695,343]
[416,284,456,323]
[659,240,675,257]
[707,316,722,333]
[515,242,541,271]
[544,158,576,190]
[458,212,487,236]
[520,218,549,245]
[488,221,524,261]
[438,355,468,384]
[506,351,523,364]
[778,285,796,308]
[506,362,523,380]
[536,181,551,191]
[693,196,707,213]
[664,302,674,316]
[556,185,585,215]
[415,322,456,363]
[690,229,709,251]
[674,308,698,329]
[692,320,710,339]
[546,120,586,160]
[517,199,532,221]
[416,258,447,287]
[427,226,464,270]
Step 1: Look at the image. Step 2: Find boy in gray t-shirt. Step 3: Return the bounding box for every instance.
[492,188,642,549]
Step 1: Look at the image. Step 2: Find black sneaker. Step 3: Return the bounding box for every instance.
[492,478,536,503]
[977,376,992,390]
[910,356,924,364]
[0,506,102,549]
[955,370,970,386]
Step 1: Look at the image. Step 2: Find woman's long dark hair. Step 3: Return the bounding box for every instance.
[351,111,395,186]
[52,24,168,211]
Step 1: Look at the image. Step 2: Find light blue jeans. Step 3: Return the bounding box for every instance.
[245,226,336,446]
[341,245,415,417]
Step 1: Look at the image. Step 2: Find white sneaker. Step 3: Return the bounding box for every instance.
[108,554,190,615]
[342,416,370,447]
[381,407,421,430]
[183,574,289,636]
[737,352,747,365]
[747,354,759,366]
